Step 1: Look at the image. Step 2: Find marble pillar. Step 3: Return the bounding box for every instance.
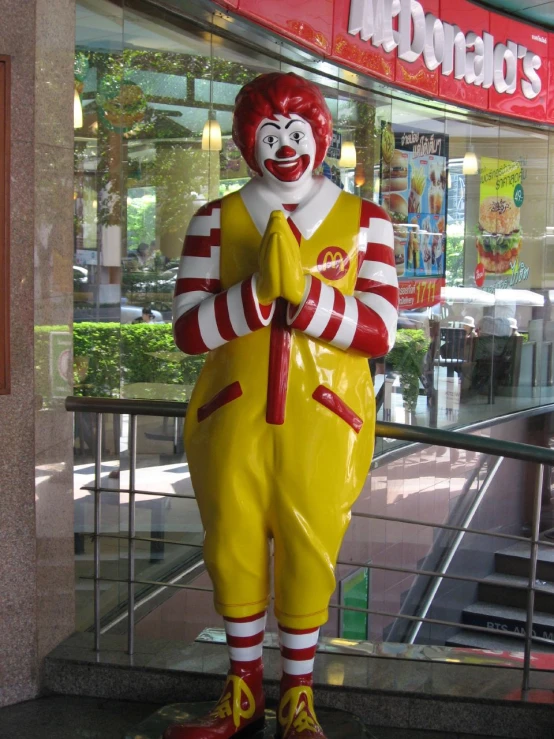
[0,0,75,706]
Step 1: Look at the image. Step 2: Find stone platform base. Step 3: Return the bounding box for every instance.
[124,701,375,739]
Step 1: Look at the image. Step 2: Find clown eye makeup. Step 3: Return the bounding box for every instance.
[290,131,305,143]
[263,134,279,147]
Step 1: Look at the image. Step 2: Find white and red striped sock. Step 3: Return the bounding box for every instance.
[278,624,319,687]
[224,611,267,676]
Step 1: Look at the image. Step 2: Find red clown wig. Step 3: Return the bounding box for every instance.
[232,72,333,175]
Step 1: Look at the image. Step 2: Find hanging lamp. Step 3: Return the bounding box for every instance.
[74,87,83,129]
[463,122,478,175]
[339,141,357,168]
[202,32,222,152]
[202,114,222,151]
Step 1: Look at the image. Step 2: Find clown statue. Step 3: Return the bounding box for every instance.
[165,73,398,739]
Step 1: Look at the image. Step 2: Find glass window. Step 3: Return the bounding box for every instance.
[74,0,554,428]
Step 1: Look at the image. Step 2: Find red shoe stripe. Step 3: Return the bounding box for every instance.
[226,632,265,648]
[280,645,317,661]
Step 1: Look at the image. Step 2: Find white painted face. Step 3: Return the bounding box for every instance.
[254,114,316,187]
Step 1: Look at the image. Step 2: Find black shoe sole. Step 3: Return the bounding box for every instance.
[236,716,265,736]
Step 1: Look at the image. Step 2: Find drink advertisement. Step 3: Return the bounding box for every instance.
[476,157,528,289]
[380,123,447,309]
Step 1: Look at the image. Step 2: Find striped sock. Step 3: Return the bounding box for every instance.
[224,611,267,675]
[278,624,319,686]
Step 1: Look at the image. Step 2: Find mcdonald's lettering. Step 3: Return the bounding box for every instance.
[317,247,350,280]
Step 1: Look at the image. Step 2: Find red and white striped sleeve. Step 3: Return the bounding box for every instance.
[287,200,398,358]
[173,200,275,355]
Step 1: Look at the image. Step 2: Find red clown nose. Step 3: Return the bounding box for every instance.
[276,146,296,159]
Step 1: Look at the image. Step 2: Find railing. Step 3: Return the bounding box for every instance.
[66,396,554,695]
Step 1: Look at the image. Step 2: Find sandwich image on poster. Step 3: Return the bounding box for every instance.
[478,158,523,275]
[477,196,522,274]
[383,150,409,192]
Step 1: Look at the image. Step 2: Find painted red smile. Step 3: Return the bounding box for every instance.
[264,154,311,182]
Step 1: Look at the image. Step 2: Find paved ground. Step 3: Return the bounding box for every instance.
[0,695,509,739]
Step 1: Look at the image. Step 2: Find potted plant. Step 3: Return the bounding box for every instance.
[386,329,430,419]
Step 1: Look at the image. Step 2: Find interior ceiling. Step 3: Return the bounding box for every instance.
[476,1,554,30]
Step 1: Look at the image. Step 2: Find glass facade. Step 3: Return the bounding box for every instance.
[72,0,554,640]
[74,0,554,436]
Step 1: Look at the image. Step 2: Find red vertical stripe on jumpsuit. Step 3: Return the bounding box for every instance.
[266,212,300,425]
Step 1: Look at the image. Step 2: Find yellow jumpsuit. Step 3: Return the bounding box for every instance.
[184,189,376,630]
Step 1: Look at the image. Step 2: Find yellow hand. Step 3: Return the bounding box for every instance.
[257,210,305,306]
[278,228,305,305]
[256,232,281,305]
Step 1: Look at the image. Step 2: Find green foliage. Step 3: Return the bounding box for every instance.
[73,322,121,397]
[73,322,205,398]
[446,228,465,287]
[120,323,203,387]
[127,192,156,249]
[386,329,430,412]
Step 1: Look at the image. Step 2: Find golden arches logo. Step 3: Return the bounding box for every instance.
[317,247,350,280]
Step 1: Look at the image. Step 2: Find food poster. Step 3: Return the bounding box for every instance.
[476,157,526,286]
[380,123,448,285]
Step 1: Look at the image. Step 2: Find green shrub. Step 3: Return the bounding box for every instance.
[74,322,121,397]
[386,329,430,412]
[73,322,205,398]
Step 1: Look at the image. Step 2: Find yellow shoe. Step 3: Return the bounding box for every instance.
[276,685,326,738]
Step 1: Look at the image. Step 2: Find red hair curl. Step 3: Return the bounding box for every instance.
[232,72,333,175]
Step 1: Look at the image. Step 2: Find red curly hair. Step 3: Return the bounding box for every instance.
[232,72,333,175]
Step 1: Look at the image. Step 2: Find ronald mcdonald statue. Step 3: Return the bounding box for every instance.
[165,72,398,739]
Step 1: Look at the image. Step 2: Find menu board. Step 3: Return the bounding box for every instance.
[380,124,448,307]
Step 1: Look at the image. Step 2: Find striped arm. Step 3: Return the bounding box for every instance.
[287,202,398,358]
[173,200,275,355]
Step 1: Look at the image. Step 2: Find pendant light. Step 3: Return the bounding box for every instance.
[74,86,83,129]
[201,32,222,152]
[462,122,478,175]
[202,114,222,151]
[339,141,357,169]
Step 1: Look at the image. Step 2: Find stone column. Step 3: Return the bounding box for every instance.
[0,0,75,706]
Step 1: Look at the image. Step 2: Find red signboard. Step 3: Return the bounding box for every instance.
[399,278,444,311]
[212,0,554,126]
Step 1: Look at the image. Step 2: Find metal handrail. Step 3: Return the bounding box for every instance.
[66,396,554,466]
[66,396,554,694]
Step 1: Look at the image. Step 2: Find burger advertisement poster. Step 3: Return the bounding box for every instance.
[380,123,447,309]
[477,157,528,289]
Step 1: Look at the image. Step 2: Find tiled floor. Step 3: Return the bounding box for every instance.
[0,696,503,739]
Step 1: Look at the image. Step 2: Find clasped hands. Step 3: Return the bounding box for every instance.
[256,210,305,306]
